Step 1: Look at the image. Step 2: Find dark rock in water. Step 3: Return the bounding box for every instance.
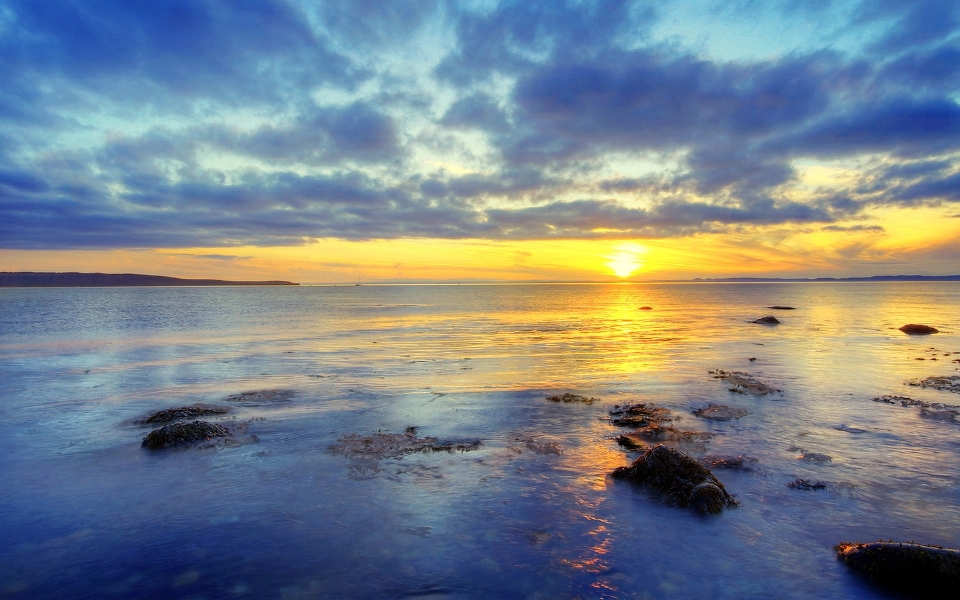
[141,420,230,450]
[899,324,939,335]
[630,424,713,444]
[836,541,960,598]
[137,404,230,425]
[699,455,758,471]
[788,478,827,490]
[638,306,653,310]
[834,423,868,434]
[546,393,598,404]
[908,376,960,394]
[920,408,959,422]
[330,427,482,460]
[225,389,294,403]
[611,445,737,514]
[609,402,673,427]
[616,434,647,451]
[799,452,833,462]
[692,404,749,421]
[752,316,781,325]
[767,306,795,310]
[709,370,782,396]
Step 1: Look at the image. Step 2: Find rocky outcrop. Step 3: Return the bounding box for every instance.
[907,376,960,394]
[610,445,737,514]
[899,324,939,335]
[609,402,674,427]
[141,420,230,450]
[753,316,780,325]
[836,541,960,597]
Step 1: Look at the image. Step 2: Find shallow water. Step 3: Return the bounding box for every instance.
[1,282,959,599]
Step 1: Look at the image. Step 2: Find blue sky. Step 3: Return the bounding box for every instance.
[1,0,959,280]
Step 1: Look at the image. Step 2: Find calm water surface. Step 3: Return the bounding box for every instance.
[1,283,959,599]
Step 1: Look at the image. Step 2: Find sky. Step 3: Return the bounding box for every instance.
[1,0,959,283]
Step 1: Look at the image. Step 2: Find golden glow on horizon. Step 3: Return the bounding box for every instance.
[2,205,959,282]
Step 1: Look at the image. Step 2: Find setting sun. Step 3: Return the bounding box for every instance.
[605,243,646,278]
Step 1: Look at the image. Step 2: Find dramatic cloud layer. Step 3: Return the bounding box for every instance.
[1,0,959,249]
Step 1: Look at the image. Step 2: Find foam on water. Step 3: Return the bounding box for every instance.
[1,283,959,598]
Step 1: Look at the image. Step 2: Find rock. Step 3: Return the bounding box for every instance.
[800,452,832,462]
[699,455,758,471]
[874,394,960,410]
[899,324,939,335]
[752,316,780,325]
[908,376,960,394]
[836,541,960,597]
[611,445,737,514]
[546,393,598,404]
[616,434,647,450]
[136,404,230,425]
[709,370,782,395]
[692,404,749,421]
[788,478,827,490]
[834,424,867,434]
[629,424,713,444]
[638,306,653,310]
[609,402,673,427]
[767,306,795,310]
[920,408,958,422]
[225,389,294,403]
[141,420,231,450]
[330,427,482,460]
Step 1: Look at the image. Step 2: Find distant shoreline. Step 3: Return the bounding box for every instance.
[0,272,299,287]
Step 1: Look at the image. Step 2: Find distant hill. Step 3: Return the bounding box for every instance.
[689,275,960,282]
[0,272,298,287]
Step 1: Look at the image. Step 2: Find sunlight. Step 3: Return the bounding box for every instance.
[605,243,646,278]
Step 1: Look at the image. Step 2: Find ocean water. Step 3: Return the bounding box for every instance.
[1,282,959,599]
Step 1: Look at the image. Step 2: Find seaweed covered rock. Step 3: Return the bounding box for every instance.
[136,404,230,425]
[546,393,598,404]
[692,404,749,421]
[610,445,737,514]
[709,370,782,395]
[753,316,780,325]
[836,541,960,597]
[899,324,939,335]
[908,376,960,394]
[141,420,230,450]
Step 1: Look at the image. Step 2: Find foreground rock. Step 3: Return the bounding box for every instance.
[899,324,939,335]
[611,445,737,514]
[141,420,231,450]
[136,404,230,425]
[330,427,482,460]
[836,541,960,597]
[546,393,598,404]
[692,404,749,421]
[709,370,782,395]
[908,376,960,394]
[753,316,780,325]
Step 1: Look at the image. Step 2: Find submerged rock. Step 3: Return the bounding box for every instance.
[836,541,960,597]
[753,316,781,325]
[692,404,749,421]
[616,434,647,451]
[609,402,673,427]
[709,370,782,396]
[799,452,833,462]
[920,408,958,422]
[908,376,960,394]
[546,393,598,404]
[136,404,230,425]
[699,455,758,471]
[225,389,294,403]
[611,445,737,514]
[141,420,230,450]
[330,427,482,460]
[899,324,939,335]
[629,424,713,444]
[788,478,827,490]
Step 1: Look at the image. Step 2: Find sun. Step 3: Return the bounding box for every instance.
[605,243,646,278]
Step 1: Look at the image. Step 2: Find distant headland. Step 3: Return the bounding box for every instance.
[687,275,960,282]
[0,272,299,287]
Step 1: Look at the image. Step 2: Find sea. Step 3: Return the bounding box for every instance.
[1,282,959,599]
